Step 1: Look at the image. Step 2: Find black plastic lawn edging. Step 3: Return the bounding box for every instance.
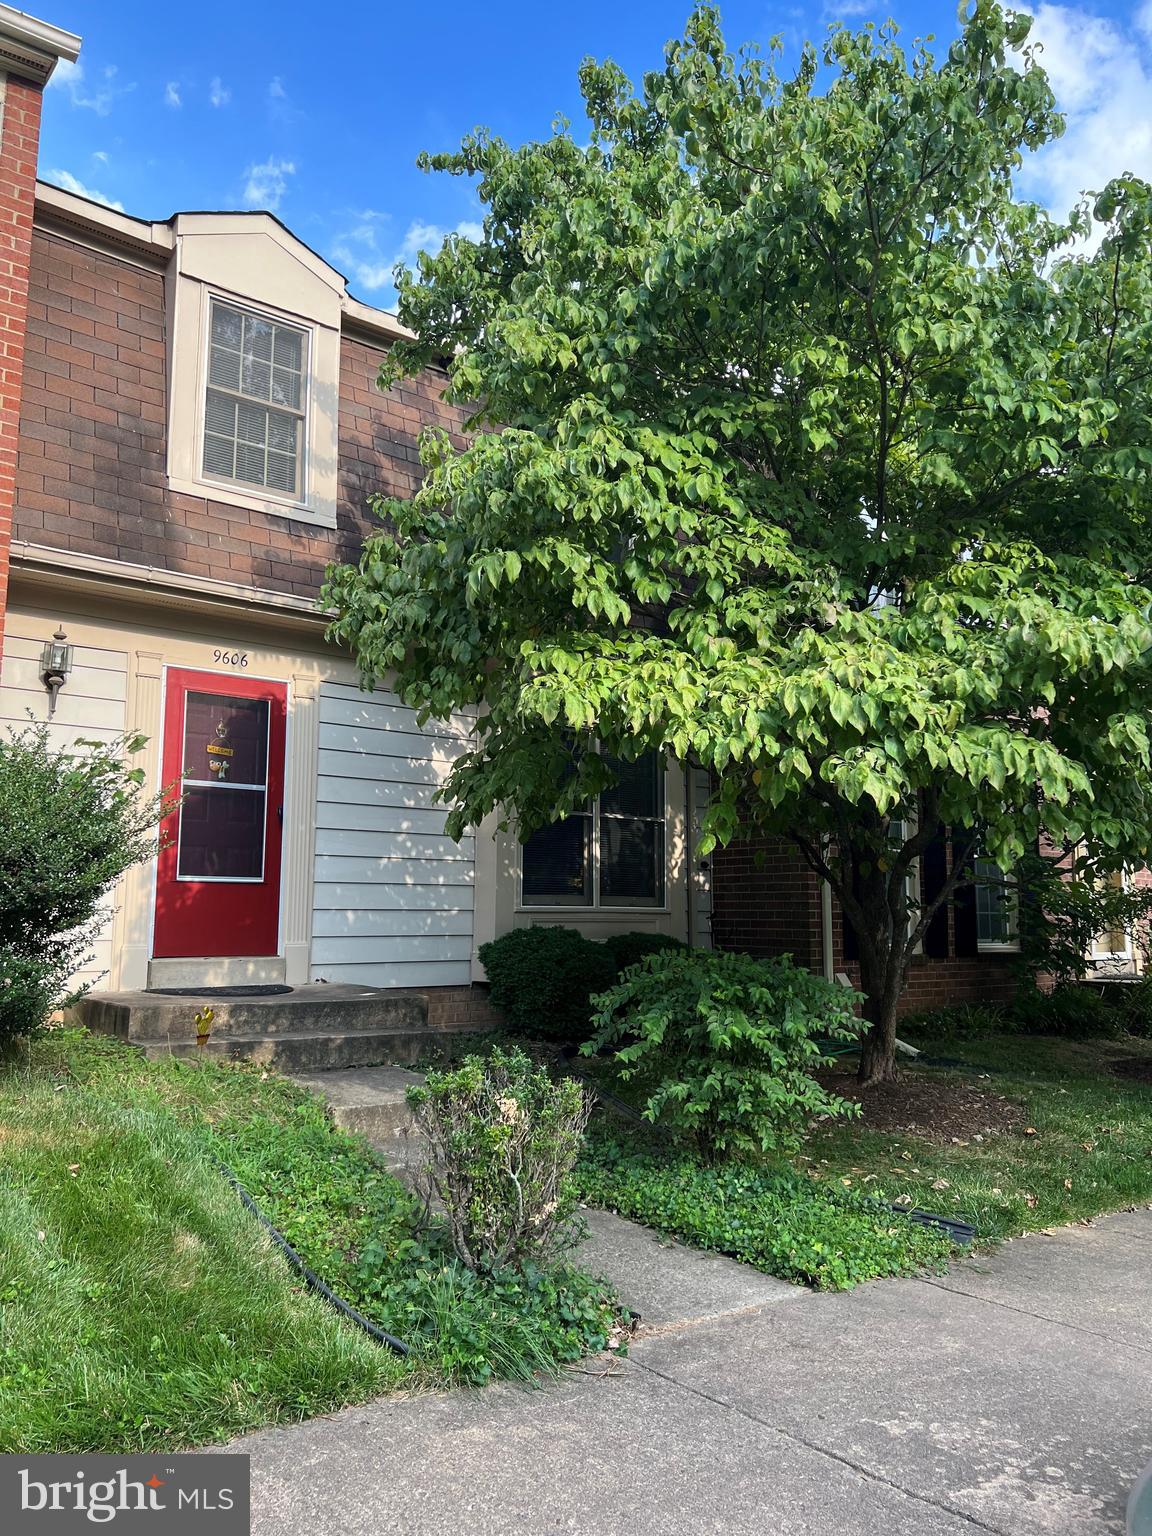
[216,1163,409,1357]
[901,1207,977,1245]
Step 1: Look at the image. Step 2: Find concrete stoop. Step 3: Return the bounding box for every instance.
[74,984,481,1071]
[291,1065,425,1173]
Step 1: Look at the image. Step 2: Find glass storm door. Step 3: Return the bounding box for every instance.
[153,669,288,959]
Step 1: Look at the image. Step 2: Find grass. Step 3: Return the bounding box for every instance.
[0,1030,622,1453]
[570,1030,1152,1285]
[805,1032,1152,1243]
[0,1049,399,1453]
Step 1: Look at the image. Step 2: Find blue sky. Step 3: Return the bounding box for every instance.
[39,0,1152,310]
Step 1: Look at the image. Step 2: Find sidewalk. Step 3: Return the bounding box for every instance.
[229,1210,1152,1535]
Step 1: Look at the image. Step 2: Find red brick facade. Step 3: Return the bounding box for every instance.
[14,228,466,596]
[0,77,46,648]
[712,833,1019,1017]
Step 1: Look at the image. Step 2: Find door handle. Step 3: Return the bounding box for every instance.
[277,804,283,825]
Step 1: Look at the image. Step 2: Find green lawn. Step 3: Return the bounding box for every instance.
[0,1044,399,1453]
[805,1033,1152,1243]
[0,1030,621,1453]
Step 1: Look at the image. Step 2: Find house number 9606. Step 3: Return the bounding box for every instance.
[212,649,249,668]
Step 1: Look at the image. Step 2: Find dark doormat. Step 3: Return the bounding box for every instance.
[146,985,295,998]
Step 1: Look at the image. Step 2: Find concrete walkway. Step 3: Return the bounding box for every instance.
[230,1211,1152,1536]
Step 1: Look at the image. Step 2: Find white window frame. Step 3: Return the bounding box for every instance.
[974,855,1020,953]
[1091,868,1133,960]
[889,811,923,955]
[196,291,313,511]
[200,297,311,504]
[518,756,669,912]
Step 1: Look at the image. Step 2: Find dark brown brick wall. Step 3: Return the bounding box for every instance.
[14,227,466,597]
[712,833,1019,1016]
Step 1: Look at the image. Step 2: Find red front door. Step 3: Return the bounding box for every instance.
[153,669,288,959]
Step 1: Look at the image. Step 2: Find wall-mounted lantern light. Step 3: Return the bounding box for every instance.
[39,625,73,715]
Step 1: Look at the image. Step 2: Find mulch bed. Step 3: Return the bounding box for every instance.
[817,1069,1029,1142]
[1111,1058,1152,1085]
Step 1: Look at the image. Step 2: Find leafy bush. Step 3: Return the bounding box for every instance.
[353,1248,619,1387]
[576,1134,953,1290]
[1111,978,1152,1038]
[600,930,687,975]
[1009,984,1127,1039]
[898,1001,1013,1040]
[407,1047,591,1271]
[478,925,618,1041]
[0,725,165,1042]
[582,949,860,1160]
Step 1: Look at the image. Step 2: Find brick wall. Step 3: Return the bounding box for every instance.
[0,78,45,648]
[712,832,1019,1016]
[423,984,503,1033]
[14,228,467,596]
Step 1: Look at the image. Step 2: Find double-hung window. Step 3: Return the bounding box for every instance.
[521,752,666,908]
[974,856,1019,951]
[203,300,308,499]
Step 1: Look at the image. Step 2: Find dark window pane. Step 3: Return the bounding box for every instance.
[600,818,663,907]
[522,815,592,906]
[183,694,269,786]
[600,752,661,819]
[178,786,265,879]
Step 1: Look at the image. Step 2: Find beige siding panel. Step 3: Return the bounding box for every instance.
[0,622,130,992]
[311,682,477,988]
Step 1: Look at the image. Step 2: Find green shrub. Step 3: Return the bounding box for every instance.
[1010,984,1127,1039]
[407,1047,591,1272]
[582,949,860,1160]
[352,1248,620,1386]
[576,1133,953,1290]
[0,725,165,1042]
[1113,978,1152,1038]
[478,925,618,1041]
[898,1001,1013,1040]
[600,930,687,975]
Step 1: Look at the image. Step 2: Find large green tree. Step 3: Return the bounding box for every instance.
[325,3,1152,1083]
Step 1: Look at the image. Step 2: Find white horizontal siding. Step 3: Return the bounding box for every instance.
[312,907,473,938]
[315,802,457,837]
[313,881,474,912]
[0,625,130,994]
[311,682,477,988]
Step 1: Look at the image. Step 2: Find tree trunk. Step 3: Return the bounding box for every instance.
[854,924,904,1086]
[857,987,901,1085]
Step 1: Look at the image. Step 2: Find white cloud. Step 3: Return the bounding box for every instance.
[48,169,124,212]
[268,76,287,100]
[1017,4,1152,224]
[164,80,182,109]
[332,216,483,295]
[92,149,109,164]
[47,58,132,116]
[209,76,231,108]
[242,157,295,211]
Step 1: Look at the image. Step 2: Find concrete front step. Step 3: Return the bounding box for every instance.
[136,1025,478,1072]
[76,984,426,1042]
[292,1066,425,1172]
